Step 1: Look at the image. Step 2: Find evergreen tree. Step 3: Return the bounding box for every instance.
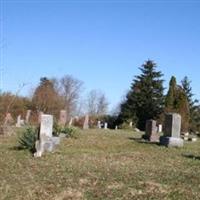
[165,76,177,111]
[119,60,165,130]
[165,76,190,132]
[181,76,199,132]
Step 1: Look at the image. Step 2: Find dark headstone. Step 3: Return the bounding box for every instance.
[144,120,159,142]
[160,113,183,147]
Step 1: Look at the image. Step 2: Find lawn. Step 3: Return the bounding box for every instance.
[1,129,200,200]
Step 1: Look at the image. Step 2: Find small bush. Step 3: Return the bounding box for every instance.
[18,127,38,153]
[57,125,79,139]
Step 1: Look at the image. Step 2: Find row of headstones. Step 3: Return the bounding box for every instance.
[144,113,197,147]
[97,121,108,129]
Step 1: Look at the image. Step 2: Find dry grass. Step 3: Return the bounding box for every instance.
[1,129,200,199]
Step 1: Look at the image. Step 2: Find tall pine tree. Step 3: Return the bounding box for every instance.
[119,60,165,130]
[181,76,199,132]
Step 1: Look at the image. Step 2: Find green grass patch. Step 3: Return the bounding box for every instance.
[1,129,200,199]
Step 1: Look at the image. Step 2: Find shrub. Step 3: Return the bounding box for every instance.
[18,127,38,153]
[57,125,79,139]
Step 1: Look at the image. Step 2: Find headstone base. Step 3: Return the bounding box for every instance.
[34,136,60,157]
[142,134,159,142]
[160,137,184,147]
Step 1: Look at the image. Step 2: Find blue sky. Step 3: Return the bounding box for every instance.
[1,0,200,110]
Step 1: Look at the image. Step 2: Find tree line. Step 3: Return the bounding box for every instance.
[0,75,109,123]
[0,60,200,133]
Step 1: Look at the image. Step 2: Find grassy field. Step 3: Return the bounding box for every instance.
[1,129,200,200]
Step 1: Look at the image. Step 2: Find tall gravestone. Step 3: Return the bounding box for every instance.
[144,120,159,142]
[83,115,89,129]
[16,115,22,127]
[104,122,108,129]
[68,117,73,126]
[38,111,44,124]
[59,110,67,126]
[25,110,31,124]
[34,114,60,157]
[157,124,163,133]
[160,113,183,147]
[97,121,101,129]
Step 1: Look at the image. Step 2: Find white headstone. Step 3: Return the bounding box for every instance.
[40,114,53,138]
[158,124,162,133]
[97,121,101,129]
[34,114,57,157]
[69,117,73,126]
[16,115,21,127]
[104,122,108,129]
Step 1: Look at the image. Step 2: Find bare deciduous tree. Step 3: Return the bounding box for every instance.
[86,89,109,116]
[59,75,83,119]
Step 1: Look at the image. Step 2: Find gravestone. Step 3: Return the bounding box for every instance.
[59,110,67,126]
[83,115,89,129]
[97,121,101,129]
[129,122,133,128]
[25,110,31,124]
[160,113,183,147]
[144,120,159,142]
[34,114,60,157]
[158,124,162,133]
[16,115,22,127]
[69,117,73,126]
[38,111,44,123]
[104,122,108,129]
[4,113,14,126]
[115,125,118,130]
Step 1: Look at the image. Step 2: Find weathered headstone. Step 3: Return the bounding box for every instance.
[97,121,101,129]
[83,115,89,129]
[144,120,159,142]
[160,113,183,147]
[59,110,67,126]
[104,122,108,129]
[68,117,73,126]
[34,114,60,157]
[4,113,14,126]
[129,122,133,128]
[38,111,44,123]
[115,125,118,130]
[25,110,31,124]
[16,115,22,127]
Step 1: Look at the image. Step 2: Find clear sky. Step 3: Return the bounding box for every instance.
[1,0,200,110]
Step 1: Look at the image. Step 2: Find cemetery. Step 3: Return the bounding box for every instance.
[1,60,200,199]
[0,107,200,199]
[1,1,200,199]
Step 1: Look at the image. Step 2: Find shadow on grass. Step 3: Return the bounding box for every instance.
[128,137,160,146]
[9,146,35,154]
[9,146,26,151]
[182,154,200,160]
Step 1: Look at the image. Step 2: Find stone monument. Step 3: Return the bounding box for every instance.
[160,113,183,147]
[144,120,159,142]
[34,114,60,157]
